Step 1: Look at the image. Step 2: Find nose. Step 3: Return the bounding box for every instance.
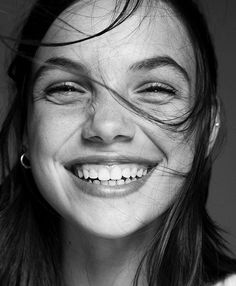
[81,97,135,145]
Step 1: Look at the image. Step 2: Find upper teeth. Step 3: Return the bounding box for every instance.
[75,164,149,181]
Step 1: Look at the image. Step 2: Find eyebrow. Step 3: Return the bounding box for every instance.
[33,55,190,85]
[129,56,190,84]
[32,57,90,85]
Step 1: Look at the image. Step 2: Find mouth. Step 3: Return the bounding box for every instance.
[65,156,160,198]
[70,163,155,186]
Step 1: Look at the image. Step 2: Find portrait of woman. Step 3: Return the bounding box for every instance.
[0,0,236,285]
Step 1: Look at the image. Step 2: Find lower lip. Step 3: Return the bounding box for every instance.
[67,167,156,198]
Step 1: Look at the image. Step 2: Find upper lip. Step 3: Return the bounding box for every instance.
[65,154,160,169]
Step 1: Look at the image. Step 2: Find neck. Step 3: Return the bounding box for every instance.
[62,221,158,286]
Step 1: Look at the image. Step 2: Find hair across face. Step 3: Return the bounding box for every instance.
[23,0,199,238]
[2,1,235,286]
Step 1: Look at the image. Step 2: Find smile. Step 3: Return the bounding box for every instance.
[65,156,160,198]
[73,164,150,186]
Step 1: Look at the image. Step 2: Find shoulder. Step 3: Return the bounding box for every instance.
[213,274,236,286]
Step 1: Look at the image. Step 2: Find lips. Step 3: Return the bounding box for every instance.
[66,165,157,198]
[64,154,160,198]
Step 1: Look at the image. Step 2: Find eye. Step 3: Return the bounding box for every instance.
[136,82,177,96]
[44,82,89,104]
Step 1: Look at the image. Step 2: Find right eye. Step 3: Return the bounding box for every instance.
[44,82,90,104]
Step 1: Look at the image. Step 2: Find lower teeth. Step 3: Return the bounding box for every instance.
[85,177,138,185]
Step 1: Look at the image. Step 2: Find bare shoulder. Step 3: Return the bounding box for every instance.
[213,274,236,286]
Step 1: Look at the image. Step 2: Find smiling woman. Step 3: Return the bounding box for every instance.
[0,0,236,286]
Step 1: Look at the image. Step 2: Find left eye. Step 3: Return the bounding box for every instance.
[134,82,178,105]
[136,82,177,95]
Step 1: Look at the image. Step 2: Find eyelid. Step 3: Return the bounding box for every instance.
[45,81,87,93]
[40,81,92,105]
[136,82,177,93]
[33,68,93,91]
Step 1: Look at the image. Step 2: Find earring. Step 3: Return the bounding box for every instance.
[20,153,31,169]
[215,122,220,127]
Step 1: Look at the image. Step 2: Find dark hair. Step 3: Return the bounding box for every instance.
[0,0,236,285]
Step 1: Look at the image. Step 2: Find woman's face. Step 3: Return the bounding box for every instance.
[27,0,196,238]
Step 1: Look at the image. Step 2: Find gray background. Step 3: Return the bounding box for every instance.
[0,0,235,254]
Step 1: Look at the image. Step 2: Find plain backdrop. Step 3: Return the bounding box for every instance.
[0,0,235,255]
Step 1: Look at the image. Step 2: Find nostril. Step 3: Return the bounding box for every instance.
[83,135,104,143]
[113,135,131,142]
[84,134,132,144]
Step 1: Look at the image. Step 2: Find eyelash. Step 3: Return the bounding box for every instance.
[45,82,176,94]
[137,82,177,95]
[42,82,89,105]
[45,82,85,95]
[42,81,178,106]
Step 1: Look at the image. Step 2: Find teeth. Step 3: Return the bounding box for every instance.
[130,166,137,178]
[80,177,143,185]
[78,169,83,178]
[110,166,122,180]
[122,168,130,178]
[98,168,110,180]
[89,178,137,185]
[83,169,89,179]
[117,179,125,185]
[89,168,98,179]
[137,169,143,177]
[75,164,151,182]
[109,180,116,186]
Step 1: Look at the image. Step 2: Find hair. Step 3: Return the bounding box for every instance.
[0,0,236,285]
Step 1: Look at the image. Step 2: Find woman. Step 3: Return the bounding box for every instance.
[0,0,235,285]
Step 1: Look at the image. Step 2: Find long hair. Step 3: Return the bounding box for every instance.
[0,0,235,285]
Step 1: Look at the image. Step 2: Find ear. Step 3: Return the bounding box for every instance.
[207,105,220,156]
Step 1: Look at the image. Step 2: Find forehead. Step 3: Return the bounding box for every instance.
[34,0,195,83]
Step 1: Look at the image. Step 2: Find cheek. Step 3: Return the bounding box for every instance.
[26,112,74,220]
[139,123,195,173]
[27,107,81,159]
[26,107,84,209]
[168,142,195,173]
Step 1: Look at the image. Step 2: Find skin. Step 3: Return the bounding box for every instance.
[26,0,197,285]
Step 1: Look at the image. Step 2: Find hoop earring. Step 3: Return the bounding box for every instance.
[20,153,31,169]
